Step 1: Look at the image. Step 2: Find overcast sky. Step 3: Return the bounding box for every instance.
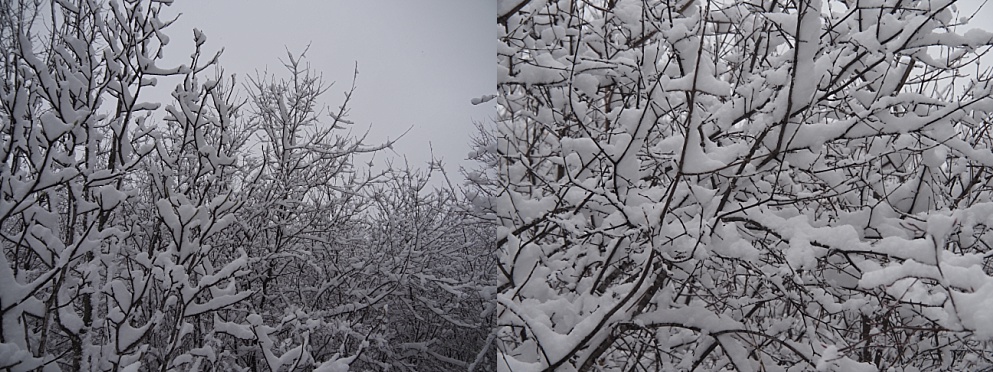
[960,0,993,32]
[158,1,495,185]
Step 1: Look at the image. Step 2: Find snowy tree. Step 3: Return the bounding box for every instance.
[0,0,270,369]
[1,1,494,371]
[353,164,495,370]
[496,0,993,370]
[222,65,497,368]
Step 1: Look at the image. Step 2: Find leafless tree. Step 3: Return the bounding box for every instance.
[496,0,993,370]
[1,1,494,371]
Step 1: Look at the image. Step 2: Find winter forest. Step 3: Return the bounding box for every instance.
[6,0,993,371]
[0,0,495,371]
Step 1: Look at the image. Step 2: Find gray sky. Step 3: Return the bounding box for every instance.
[158,1,495,185]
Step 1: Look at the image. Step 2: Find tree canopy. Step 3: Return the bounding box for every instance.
[0,1,494,371]
[496,0,993,370]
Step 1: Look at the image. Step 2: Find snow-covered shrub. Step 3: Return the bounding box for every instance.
[496,0,993,370]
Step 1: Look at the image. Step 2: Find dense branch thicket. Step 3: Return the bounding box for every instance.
[496,0,993,370]
[0,1,494,371]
